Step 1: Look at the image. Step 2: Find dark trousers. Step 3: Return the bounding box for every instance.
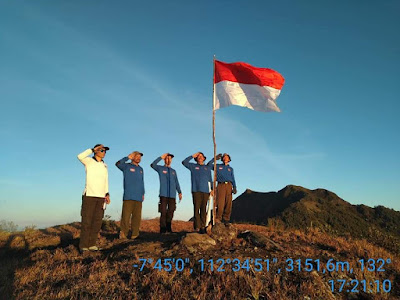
[120,200,142,237]
[192,192,209,230]
[79,195,105,249]
[159,197,176,228]
[216,182,233,222]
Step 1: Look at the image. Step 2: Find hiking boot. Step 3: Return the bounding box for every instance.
[130,235,139,240]
[88,246,102,251]
[80,247,89,254]
[160,227,167,234]
[119,231,127,239]
[166,222,173,233]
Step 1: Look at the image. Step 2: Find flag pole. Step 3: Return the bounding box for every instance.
[212,55,217,226]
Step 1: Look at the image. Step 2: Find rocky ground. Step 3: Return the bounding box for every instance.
[0,219,399,299]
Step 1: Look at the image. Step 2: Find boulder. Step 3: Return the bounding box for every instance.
[181,233,216,253]
[211,223,238,243]
[238,230,283,251]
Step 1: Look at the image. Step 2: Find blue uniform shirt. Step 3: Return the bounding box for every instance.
[116,157,145,201]
[151,157,182,199]
[207,158,237,189]
[182,155,213,193]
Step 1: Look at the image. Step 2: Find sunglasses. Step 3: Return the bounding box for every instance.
[99,149,107,153]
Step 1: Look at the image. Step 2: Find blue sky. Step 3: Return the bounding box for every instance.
[1,1,399,228]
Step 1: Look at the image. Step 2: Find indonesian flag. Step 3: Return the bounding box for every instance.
[214,60,285,112]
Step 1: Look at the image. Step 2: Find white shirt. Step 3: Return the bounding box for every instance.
[77,148,109,197]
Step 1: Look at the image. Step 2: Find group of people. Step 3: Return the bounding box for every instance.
[77,144,237,253]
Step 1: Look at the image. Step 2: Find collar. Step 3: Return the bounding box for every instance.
[92,156,103,162]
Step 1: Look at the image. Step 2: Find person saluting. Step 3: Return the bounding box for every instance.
[207,153,237,224]
[151,153,182,234]
[182,152,213,234]
[116,151,145,240]
[77,144,110,252]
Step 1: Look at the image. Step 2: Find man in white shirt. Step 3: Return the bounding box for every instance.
[77,144,111,252]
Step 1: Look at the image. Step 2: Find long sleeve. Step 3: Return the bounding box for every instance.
[231,168,237,189]
[206,158,215,167]
[105,166,109,195]
[182,156,193,170]
[142,169,145,195]
[175,172,182,194]
[78,148,108,198]
[77,148,93,166]
[150,157,162,171]
[116,157,129,171]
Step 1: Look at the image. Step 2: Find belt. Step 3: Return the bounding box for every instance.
[218,181,230,184]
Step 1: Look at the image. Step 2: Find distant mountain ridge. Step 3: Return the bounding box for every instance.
[231,185,400,254]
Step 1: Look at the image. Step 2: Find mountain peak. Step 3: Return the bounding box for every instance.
[231,185,400,255]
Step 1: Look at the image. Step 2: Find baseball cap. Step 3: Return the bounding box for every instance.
[132,151,143,156]
[93,144,110,151]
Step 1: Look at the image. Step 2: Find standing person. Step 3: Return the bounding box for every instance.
[182,152,213,234]
[77,144,111,252]
[207,153,237,224]
[151,153,182,234]
[115,151,145,239]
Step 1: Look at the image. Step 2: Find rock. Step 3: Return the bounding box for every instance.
[181,233,216,253]
[211,223,238,243]
[237,230,283,251]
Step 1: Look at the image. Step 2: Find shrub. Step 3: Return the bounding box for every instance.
[0,220,18,232]
[102,215,119,232]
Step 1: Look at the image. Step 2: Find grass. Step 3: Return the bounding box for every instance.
[0,219,399,299]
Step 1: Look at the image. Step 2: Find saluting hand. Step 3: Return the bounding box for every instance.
[192,152,200,158]
[216,153,222,160]
[94,144,104,152]
[128,152,135,160]
[161,153,168,160]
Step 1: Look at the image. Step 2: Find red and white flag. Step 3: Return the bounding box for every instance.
[214,60,285,112]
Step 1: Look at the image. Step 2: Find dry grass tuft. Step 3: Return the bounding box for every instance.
[0,219,399,299]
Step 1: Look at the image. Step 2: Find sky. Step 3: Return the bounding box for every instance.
[0,0,399,228]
